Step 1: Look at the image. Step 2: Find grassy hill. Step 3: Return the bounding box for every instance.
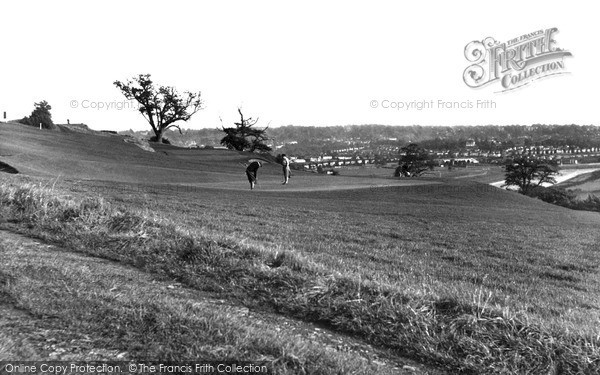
[0,122,438,191]
[557,169,600,198]
[2,121,600,373]
[0,122,264,183]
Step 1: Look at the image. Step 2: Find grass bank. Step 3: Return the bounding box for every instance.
[2,177,600,373]
[1,231,392,373]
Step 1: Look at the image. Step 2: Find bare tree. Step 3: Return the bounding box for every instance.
[114,74,203,143]
[220,108,272,153]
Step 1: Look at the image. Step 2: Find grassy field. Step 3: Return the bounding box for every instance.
[67,178,600,333]
[337,164,507,185]
[557,170,600,198]
[1,227,400,373]
[2,122,600,373]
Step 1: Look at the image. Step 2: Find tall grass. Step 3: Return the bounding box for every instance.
[1,179,600,373]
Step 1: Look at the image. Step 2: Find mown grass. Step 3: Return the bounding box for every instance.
[336,164,507,184]
[2,176,600,373]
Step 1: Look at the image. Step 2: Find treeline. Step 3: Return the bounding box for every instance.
[270,124,600,147]
[121,124,600,151]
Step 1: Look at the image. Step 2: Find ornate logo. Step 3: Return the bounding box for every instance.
[463,28,572,92]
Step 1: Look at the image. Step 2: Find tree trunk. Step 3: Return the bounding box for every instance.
[154,129,163,143]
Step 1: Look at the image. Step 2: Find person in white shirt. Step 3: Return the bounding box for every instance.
[281,154,291,184]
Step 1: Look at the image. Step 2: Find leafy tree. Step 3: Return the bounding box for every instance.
[504,156,559,194]
[19,100,54,129]
[395,143,435,177]
[114,74,203,143]
[220,108,272,153]
[374,154,388,167]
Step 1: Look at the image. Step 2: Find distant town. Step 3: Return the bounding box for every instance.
[281,139,600,172]
[120,124,600,172]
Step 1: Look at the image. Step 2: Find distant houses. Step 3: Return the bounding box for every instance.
[429,144,600,164]
[281,136,600,172]
[289,154,375,170]
[441,157,479,165]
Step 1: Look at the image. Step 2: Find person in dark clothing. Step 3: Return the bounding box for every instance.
[245,161,262,190]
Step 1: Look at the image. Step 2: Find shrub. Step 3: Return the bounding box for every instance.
[19,100,55,130]
[569,194,600,212]
[525,186,600,212]
[525,186,576,206]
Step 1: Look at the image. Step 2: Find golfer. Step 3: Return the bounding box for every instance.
[281,154,291,184]
[245,160,262,190]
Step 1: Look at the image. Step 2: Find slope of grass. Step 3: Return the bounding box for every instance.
[2,176,600,373]
[3,123,600,372]
[79,177,600,332]
[0,121,434,191]
[557,170,600,198]
[0,122,259,183]
[1,230,398,374]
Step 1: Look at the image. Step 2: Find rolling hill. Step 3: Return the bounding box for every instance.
[0,122,260,183]
[0,122,437,191]
[2,121,600,373]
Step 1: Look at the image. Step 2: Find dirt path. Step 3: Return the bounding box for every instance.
[0,229,442,374]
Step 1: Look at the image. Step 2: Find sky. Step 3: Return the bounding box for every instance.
[1,1,598,131]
